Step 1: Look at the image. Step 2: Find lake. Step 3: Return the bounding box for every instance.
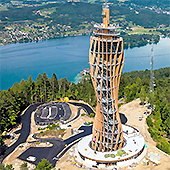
[0,36,170,90]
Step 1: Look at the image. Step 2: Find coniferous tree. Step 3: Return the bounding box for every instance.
[35,159,52,170]
[139,86,147,104]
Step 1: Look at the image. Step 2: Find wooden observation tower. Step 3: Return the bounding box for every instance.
[89,4,125,152]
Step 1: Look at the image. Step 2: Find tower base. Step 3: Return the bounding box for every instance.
[72,124,147,169]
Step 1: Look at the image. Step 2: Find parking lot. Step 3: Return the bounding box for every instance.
[34,102,71,126]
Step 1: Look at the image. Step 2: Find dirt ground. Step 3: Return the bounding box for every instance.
[63,109,94,140]
[3,110,52,170]
[119,98,170,170]
[56,99,170,170]
[3,139,54,170]
[4,125,21,147]
[3,103,94,169]
[3,99,170,170]
[55,147,83,170]
[67,103,78,120]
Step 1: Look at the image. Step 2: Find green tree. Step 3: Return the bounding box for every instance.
[74,89,79,99]
[20,162,28,170]
[161,98,169,121]
[0,163,6,170]
[139,86,147,104]
[36,73,43,102]
[89,113,95,118]
[0,134,5,147]
[124,84,136,102]
[6,164,14,170]
[27,75,33,104]
[50,73,58,100]
[148,91,155,110]
[43,72,49,102]
[164,116,170,135]
[35,159,53,170]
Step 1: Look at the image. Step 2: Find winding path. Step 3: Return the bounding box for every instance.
[0,103,42,162]
[18,125,92,167]
[1,101,127,168]
[68,102,95,115]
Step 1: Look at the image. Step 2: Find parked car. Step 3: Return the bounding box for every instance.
[27,156,36,162]
[139,116,143,121]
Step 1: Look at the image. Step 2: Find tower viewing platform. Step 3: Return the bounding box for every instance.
[92,4,120,38]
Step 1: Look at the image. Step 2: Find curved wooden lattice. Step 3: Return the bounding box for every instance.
[89,34,125,152]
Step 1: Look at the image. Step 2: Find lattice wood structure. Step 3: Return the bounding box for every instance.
[89,4,125,152]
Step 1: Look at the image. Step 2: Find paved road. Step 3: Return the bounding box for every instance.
[17,102,126,167]
[0,103,42,162]
[18,125,92,167]
[68,102,95,115]
[1,101,127,167]
[69,102,127,124]
[58,125,92,159]
[63,107,81,124]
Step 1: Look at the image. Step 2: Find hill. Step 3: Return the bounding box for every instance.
[1,2,169,27]
[1,67,170,154]
[0,2,170,46]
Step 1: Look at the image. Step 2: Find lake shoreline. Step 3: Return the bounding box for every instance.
[1,36,170,90]
[1,32,165,50]
[0,32,91,47]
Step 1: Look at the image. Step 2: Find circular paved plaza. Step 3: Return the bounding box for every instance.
[74,124,147,169]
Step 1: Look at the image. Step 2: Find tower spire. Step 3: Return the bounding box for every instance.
[102,1,109,28]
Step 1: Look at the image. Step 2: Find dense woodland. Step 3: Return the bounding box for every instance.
[1,2,170,46]
[0,67,170,154]
[122,34,160,49]
[124,0,170,9]
[1,0,169,8]
[1,3,170,28]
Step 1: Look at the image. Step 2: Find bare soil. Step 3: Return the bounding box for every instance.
[67,103,78,120]
[62,109,94,140]
[119,98,170,170]
[56,99,170,170]
[37,129,66,138]
[3,111,52,170]
[3,99,170,170]
[4,125,21,147]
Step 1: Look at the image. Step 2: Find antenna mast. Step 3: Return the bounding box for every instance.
[150,43,154,93]
[150,41,154,113]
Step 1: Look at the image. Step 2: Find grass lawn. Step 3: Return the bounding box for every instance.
[128,27,161,35]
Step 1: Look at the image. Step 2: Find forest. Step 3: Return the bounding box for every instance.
[1,2,170,28]
[1,0,169,8]
[0,67,170,154]
[1,2,169,46]
[122,34,160,49]
[124,0,170,9]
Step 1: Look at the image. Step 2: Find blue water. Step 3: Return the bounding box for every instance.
[0,36,170,90]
